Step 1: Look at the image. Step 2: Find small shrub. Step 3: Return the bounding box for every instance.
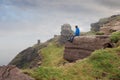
[110,31,120,43]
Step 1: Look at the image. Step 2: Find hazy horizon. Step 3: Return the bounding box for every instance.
[0,0,120,65]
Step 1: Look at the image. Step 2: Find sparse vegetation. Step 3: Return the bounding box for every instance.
[96,32,104,35]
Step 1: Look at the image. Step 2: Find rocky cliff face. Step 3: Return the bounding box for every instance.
[9,47,41,69]
[100,15,120,34]
[0,65,35,80]
[59,24,74,44]
[91,14,120,34]
[64,35,113,62]
[8,37,59,69]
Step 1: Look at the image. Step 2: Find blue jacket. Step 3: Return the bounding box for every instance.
[75,27,80,36]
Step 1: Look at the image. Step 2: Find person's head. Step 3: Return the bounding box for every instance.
[75,25,78,28]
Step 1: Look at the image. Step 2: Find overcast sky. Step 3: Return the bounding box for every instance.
[0,0,120,65]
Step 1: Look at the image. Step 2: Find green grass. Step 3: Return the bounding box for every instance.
[26,40,120,80]
[110,31,120,43]
[96,32,104,35]
[39,42,65,67]
[31,67,64,80]
[88,47,120,79]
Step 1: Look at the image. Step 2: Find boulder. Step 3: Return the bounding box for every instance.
[0,65,35,80]
[64,35,113,62]
[59,24,74,44]
[91,22,101,32]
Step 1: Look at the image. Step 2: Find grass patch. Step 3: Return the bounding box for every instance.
[31,67,64,80]
[88,47,120,79]
[110,31,120,43]
[39,42,65,67]
[96,32,104,35]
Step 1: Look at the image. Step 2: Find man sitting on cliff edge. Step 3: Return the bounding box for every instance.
[68,25,80,42]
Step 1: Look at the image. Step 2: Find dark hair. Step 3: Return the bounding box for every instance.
[75,25,78,28]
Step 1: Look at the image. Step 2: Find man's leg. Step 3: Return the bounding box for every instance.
[71,36,75,42]
[68,36,75,43]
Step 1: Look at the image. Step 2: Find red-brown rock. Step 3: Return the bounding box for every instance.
[0,65,35,80]
[64,35,113,62]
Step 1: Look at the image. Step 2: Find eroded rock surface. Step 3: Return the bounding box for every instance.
[91,14,120,34]
[59,24,74,44]
[64,35,113,62]
[0,65,35,80]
